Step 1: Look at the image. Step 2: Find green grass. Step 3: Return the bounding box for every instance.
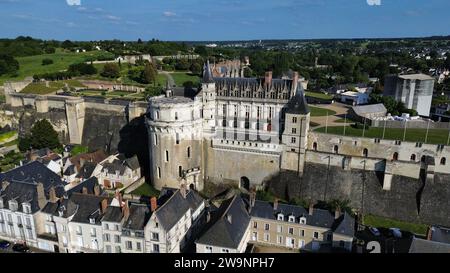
[130,183,160,197]
[0,131,17,142]
[71,145,89,156]
[21,81,64,94]
[0,49,114,85]
[363,214,428,236]
[0,138,19,147]
[305,91,334,100]
[334,117,357,123]
[170,72,200,87]
[309,106,337,117]
[314,125,450,145]
[309,121,320,127]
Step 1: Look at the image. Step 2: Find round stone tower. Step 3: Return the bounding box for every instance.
[146,88,204,191]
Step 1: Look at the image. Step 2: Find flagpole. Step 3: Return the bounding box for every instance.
[343,114,347,136]
[447,127,450,146]
[362,117,366,137]
[382,119,386,140]
[325,111,328,134]
[425,119,430,144]
[403,120,407,142]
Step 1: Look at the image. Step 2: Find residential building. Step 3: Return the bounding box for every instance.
[93,154,141,190]
[0,161,65,248]
[144,185,205,253]
[196,194,251,253]
[249,199,354,252]
[62,150,107,184]
[101,192,127,253]
[384,74,435,116]
[121,202,149,253]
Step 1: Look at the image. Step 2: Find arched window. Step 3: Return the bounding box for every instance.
[333,145,339,154]
[363,148,368,158]
[410,154,416,161]
[313,142,318,151]
[393,152,399,161]
[175,112,178,120]
[421,155,426,163]
[441,157,447,165]
[187,147,191,158]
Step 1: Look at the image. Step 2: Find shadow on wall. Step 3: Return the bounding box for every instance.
[117,115,150,181]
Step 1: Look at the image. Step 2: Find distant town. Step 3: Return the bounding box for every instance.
[1,36,450,254]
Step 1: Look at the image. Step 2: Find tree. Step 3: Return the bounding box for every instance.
[0,54,19,76]
[175,59,190,71]
[19,119,61,152]
[101,63,120,78]
[68,63,97,76]
[140,63,157,84]
[189,62,202,75]
[42,58,53,66]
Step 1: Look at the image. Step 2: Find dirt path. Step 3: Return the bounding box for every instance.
[310,103,353,128]
[159,71,175,87]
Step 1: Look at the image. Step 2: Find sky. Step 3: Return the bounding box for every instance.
[0,0,449,41]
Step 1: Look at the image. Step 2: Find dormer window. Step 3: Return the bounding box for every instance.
[23,203,31,214]
[89,217,96,224]
[277,213,284,221]
[299,217,306,224]
[0,198,3,209]
[288,215,295,223]
[9,200,18,212]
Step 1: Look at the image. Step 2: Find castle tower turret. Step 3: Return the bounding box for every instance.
[202,61,217,137]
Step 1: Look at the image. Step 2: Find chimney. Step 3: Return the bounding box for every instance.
[309,202,314,216]
[36,183,47,209]
[115,190,123,206]
[122,200,130,220]
[82,187,88,195]
[292,71,299,92]
[80,157,86,167]
[249,190,256,208]
[335,207,341,220]
[226,213,232,224]
[94,185,100,196]
[180,184,187,199]
[206,210,211,223]
[1,181,10,191]
[49,187,57,202]
[273,198,279,210]
[426,226,434,241]
[265,71,273,86]
[100,199,108,214]
[150,196,158,212]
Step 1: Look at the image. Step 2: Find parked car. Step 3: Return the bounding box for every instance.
[389,228,402,238]
[0,240,11,249]
[369,227,381,236]
[12,244,31,253]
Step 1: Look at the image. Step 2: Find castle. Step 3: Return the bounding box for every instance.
[146,62,450,193]
[146,62,315,191]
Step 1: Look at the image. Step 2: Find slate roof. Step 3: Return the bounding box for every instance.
[352,103,387,117]
[286,85,310,115]
[203,61,215,83]
[155,189,204,231]
[408,237,450,253]
[101,155,140,175]
[196,195,251,249]
[69,193,111,225]
[75,162,97,179]
[430,226,450,244]
[69,150,107,171]
[102,206,123,223]
[42,197,78,218]
[63,165,76,176]
[123,203,150,231]
[250,200,355,236]
[0,161,65,213]
[66,177,102,197]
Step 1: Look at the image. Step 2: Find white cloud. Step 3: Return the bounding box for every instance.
[66,0,81,6]
[163,11,176,17]
[366,0,381,6]
[105,15,121,21]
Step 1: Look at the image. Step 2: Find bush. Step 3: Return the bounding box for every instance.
[42,58,54,66]
[101,63,120,78]
[68,63,97,76]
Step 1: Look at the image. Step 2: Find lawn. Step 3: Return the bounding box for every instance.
[170,72,200,87]
[21,81,65,94]
[363,214,428,236]
[305,91,334,100]
[0,131,17,143]
[0,49,114,85]
[309,106,337,117]
[314,125,450,145]
[130,183,160,197]
[71,145,89,156]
